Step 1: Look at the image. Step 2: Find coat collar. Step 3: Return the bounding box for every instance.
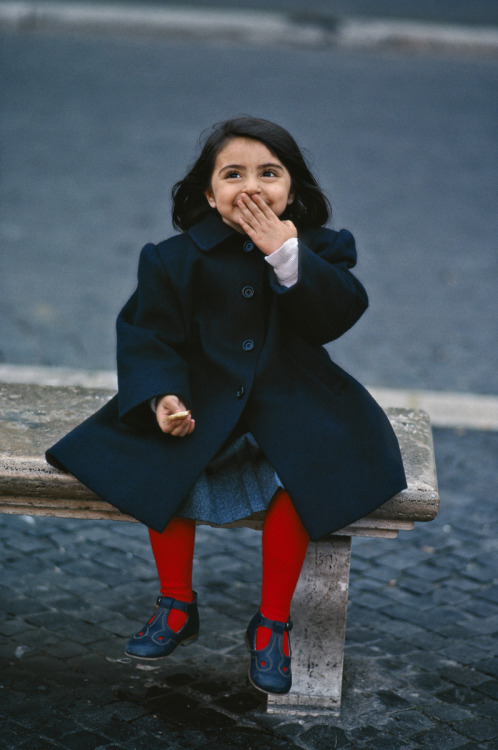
[188,212,240,251]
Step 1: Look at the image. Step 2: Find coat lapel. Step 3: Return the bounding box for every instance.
[188,212,237,251]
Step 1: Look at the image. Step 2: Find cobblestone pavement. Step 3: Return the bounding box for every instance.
[1,427,497,749]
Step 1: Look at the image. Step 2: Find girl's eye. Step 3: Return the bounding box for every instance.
[225,171,240,179]
[262,170,277,177]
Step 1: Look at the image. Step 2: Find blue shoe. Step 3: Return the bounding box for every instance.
[245,611,293,694]
[125,594,199,660]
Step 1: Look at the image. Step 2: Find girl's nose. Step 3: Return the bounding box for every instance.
[244,176,262,195]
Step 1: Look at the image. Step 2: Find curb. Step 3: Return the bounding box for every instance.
[1,1,498,52]
[1,363,497,431]
[338,17,498,52]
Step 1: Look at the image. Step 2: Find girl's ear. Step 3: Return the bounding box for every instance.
[287,189,295,206]
[204,188,216,208]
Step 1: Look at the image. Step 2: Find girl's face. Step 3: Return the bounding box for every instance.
[204,137,294,232]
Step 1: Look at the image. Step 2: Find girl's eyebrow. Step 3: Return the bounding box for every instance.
[218,164,243,173]
[219,162,284,174]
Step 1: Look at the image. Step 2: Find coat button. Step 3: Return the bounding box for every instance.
[236,386,245,399]
[243,240,254,252]
[242,285,255,299]
[242,339,255,351]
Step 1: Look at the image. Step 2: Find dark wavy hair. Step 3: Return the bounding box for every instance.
[172,117,331,232]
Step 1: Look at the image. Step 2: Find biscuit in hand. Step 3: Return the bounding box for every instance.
[164,410,191,421]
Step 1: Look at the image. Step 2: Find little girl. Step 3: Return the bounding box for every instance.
[47,116,406,696]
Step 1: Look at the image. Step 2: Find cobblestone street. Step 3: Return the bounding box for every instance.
[1,427,497,749]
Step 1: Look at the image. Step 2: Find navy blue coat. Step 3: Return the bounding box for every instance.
[46,213,406,540]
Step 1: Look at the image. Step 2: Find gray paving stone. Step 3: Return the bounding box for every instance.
[411,727,470,749]
[15,738,66,750]
[296,724,352,749]
[58,729,114,749]
[407,630,449,651]
[409,670,454,693]
[421,701,475,722]
[476,680,498,700]
[202,727,295,749]
[444,576,482,593]
[383,709,435,735]
[0,429,496,747]
[349,591,388,609]
[461,599,498,620]
[460,614,498,636]
[435,623,482,640]
[373,619,424,640]
[0,618,37,638]
[439,642,495,667]
[352,735,413,749]
[472,699,498,721]
[435,684,497,717]
[452,717,498,743]
[376,689,412,710]
[477,586,498,605]
[395,576,438,597]
[431,585,472,607]
[476,658,498,679]
[440,664,493,688]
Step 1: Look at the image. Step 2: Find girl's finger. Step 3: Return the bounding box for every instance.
[238,215,259,241]
[179,418,195,437]
[251,193,277,219]
[238,194,265,223]
[171,416,195,437]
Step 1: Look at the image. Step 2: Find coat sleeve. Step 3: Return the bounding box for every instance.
[269,228,368,346]
[116,242,191,428]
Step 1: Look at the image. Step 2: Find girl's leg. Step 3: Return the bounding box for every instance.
[148,517,196,632]
[257,489,309,654]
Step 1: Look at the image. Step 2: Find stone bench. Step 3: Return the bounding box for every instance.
[0,382,439,716]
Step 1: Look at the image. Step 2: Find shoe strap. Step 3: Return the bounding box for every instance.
[258,612,293,633]
[156,594,196,613]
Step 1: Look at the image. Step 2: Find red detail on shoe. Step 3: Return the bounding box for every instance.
[256,625,290,657]
[283,666,287,672]
[139,632,144,636]
[167,609,188,633]
[158,636,164,640]
[261,661,266,667]
[148,616,155,624]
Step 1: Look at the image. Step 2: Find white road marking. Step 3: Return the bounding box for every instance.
[0,2,497,52]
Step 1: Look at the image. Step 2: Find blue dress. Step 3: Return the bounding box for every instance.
[177,431,282,524]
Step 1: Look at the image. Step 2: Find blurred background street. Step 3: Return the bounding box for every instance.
[0,2,497,748]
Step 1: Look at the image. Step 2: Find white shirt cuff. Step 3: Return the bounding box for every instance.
[264,237,299,287]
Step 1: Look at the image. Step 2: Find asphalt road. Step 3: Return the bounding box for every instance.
[0,26,497,394]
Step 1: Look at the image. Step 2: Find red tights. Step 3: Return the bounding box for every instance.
[148,518,196,632]
[148,490,309,652]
